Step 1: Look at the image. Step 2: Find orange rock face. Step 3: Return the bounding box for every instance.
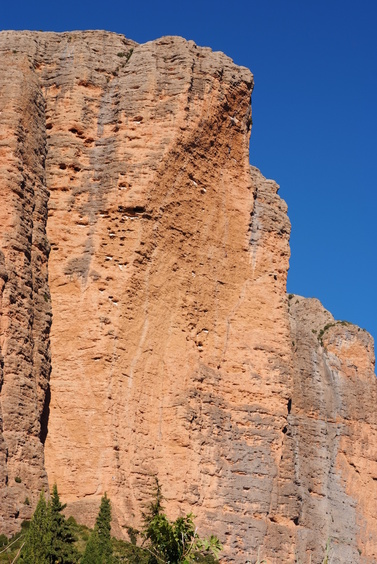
[0,30,376,563]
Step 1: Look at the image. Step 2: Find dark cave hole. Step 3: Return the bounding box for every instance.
[287,398,292,414]
[39,384,51,445]
[118,205,146,216]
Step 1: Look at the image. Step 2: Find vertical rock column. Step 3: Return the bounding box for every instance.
[0,41,51,535]
[288,297,377,564]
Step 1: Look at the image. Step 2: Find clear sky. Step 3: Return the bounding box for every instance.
[2,0,377,342]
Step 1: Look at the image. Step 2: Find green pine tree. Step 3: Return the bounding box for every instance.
[20,491,51,564]
[81,493,113,564]
[20,486,78,564]
[49,483,79,563]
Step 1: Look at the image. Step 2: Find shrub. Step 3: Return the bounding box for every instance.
[141,479,222,563]
[0,534,8,547]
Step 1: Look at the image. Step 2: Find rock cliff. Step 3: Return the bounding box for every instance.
[0,30,376,563]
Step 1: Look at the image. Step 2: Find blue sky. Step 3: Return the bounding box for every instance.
[2,0,377,342]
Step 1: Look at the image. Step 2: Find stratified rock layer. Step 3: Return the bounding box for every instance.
[0,31,376,563]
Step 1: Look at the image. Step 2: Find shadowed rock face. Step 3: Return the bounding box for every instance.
[0,30,376,563]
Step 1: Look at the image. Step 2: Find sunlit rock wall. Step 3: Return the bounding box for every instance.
[0,30,376,563]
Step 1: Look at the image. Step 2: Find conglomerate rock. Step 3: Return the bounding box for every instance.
[0,30,375,563]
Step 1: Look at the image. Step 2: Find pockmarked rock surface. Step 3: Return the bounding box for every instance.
[0,30,376,562]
